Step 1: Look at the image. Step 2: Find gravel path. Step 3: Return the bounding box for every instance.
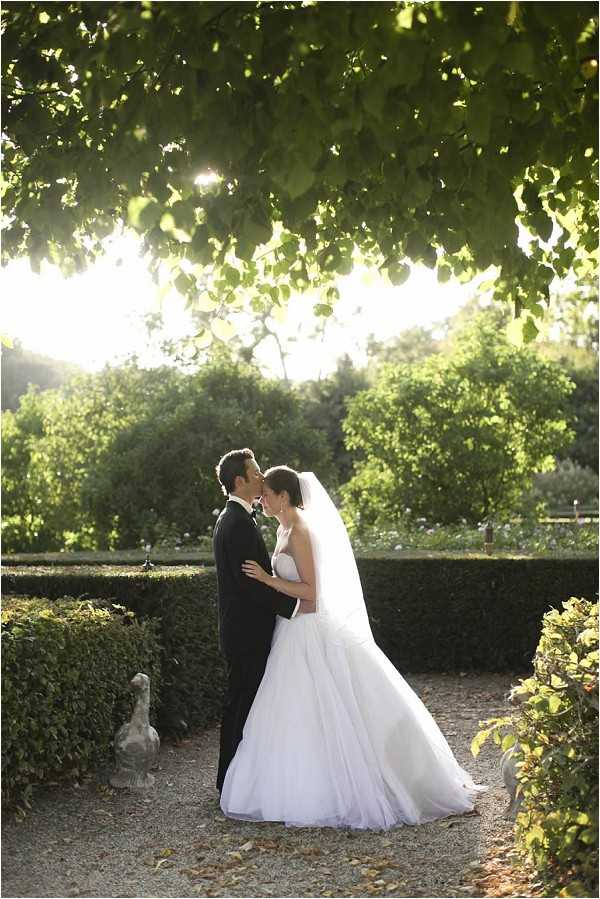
[1,673,538,899]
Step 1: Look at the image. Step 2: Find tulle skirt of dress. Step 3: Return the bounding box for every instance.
[220,614,486,829]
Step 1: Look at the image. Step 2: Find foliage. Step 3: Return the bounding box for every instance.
[1,359,333,552]
[536,277,599,356]
[1,362,182,551]
[342,320,575,525]
[2,568,225,741]
[522,459,599,513]
[366,325,441,373]
[87,359,333,548]
[1,2,597,340]
[1,596,161,812]
[295,354,369,485]
[1,341,82,412]
[473,598,598,897]
[349,518,599,557]
[3,558,598,685]
[562,365,599,471]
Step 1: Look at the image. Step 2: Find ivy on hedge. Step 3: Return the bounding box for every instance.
[1,597,161,812]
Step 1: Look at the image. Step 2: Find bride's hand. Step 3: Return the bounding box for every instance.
[242,560,268,583]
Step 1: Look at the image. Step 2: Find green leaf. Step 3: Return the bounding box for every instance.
[236,215,272,262]
[530,210,554,243]
[174,271,193,296]
[127,197,161,232]
[314,303,333,317]
[274,162,315,200]
[547,693,562,714]
[387,263,411,286]
[466,94,492,146]
[525,824,545,846]
[503,42,535,75]
[224,265,241,288]
[522,316,539,342]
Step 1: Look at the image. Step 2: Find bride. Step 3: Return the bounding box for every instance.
[220,466,486,829]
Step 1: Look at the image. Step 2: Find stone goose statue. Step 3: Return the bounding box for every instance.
[501,742,524,820]
[110,672,160,789]
[500,682,532,819]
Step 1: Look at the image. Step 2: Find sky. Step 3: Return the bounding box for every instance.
[1,230,490,382]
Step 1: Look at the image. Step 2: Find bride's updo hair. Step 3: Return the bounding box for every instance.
[264,466,304,508]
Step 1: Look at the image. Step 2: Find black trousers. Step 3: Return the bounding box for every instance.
[217,651,269,793]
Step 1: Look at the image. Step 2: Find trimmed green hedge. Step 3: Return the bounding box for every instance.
[3,557,596,716]
[1,597,161,811]
[359,556,599,671]
[2,567,225,737]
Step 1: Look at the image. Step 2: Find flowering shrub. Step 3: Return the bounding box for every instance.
[347,518,598,556]
[472,598,598,897]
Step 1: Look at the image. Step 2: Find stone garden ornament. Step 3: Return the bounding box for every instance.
[110,672,160,789]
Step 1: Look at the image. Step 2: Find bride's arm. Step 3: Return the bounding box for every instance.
[242,526,317,605]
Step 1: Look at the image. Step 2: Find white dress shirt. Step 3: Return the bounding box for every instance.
[229,495,300,618]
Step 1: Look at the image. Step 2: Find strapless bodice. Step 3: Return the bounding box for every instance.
[273,551,301,582]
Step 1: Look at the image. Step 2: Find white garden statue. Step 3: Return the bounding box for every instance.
[110,672,160,789]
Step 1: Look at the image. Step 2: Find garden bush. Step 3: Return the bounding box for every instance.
[473,598,599,898]
[3,557,597,687]
[2,567,226,736]
[521,459,599,513]
[1,597,161,812]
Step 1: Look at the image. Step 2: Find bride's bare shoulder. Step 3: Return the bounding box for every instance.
[289,518,312,548]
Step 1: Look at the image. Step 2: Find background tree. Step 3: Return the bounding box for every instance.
[88,360,334,548]
[2,1,597,344]
[296,354,369,486]
[366,325,440,372]
[1,342,82,411]
[342,320,575,527]
[1,364,183,551]
[1,360,333,552]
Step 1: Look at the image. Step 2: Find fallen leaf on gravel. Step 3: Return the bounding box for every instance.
[239,840,254,852]
[157,847,176,858]
[227,851,242,860]
[153,858,171,871]
[386,883,400,892]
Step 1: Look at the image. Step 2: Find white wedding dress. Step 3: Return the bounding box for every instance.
[220,549,486,830]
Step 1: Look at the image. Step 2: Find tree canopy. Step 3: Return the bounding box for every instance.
[342,320,575,525]
[1,360,334,552]
[2,1,598,343]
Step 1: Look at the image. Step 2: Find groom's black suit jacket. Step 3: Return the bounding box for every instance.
[213,499,297,660]
[213,499,297,791]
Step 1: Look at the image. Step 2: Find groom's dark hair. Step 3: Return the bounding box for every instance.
[216,448,255,496]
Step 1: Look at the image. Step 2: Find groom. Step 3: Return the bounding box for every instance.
[213,448,313,793]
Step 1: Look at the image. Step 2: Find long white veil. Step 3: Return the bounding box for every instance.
[299,472,374,645]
